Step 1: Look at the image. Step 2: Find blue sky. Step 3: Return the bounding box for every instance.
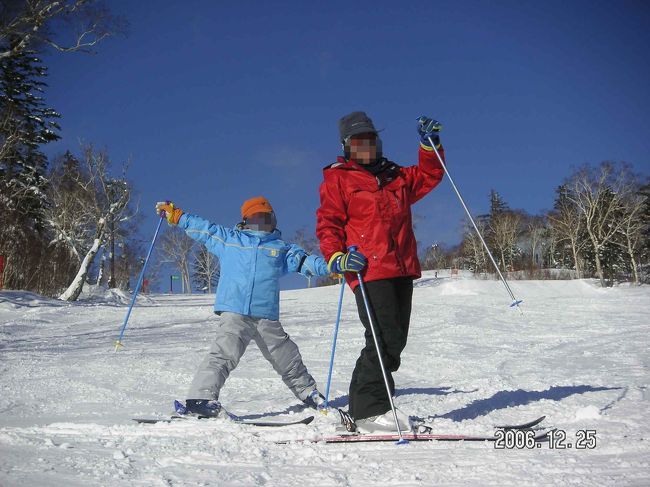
[42,1,650,287]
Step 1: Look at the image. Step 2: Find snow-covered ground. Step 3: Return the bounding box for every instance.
[1,272,649,486]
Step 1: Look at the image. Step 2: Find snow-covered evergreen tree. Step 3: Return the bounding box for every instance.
[0,47,60,225]
[489,189,509,216]
[0,46,60,291]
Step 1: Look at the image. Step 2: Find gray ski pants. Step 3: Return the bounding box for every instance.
[187,312,317,402]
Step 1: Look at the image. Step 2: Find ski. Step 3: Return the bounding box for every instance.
[283,428,551,444]
[494,415,546,430]
[277,415,549,444]
[277,428,552,444]
[415,415,546,434]
[134,399,315,427]
[133,414,315,427]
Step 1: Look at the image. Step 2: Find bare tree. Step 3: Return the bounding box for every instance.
[421,243,444,270]
[44,151,93,263]
[292,227,319,253]
[291,226,320,287]
[51,145,132,300]
[489,210,522,272]
[525,215,547,269]
[159,228,194,293]
[565,162,635,286]
[0,0,126,60]
[193,245,220,293]
[95,243,106,284]
[460,218,489,274]
[548,194,588,278]
[614,190,647,284]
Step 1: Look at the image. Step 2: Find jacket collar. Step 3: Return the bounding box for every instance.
[327,156,401,187]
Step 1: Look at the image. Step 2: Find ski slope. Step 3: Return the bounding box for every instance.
[1,272,649,486]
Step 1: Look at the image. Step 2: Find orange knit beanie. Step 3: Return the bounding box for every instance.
[241,196,274,219]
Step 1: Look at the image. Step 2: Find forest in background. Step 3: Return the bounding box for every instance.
[2,1,648,301]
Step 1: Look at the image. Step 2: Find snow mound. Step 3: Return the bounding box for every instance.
[78,284,141,305]
[413,274,607,302]
[0,290,64,310]
[0,286,156,310]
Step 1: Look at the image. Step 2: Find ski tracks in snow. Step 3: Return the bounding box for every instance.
[1,274,649,485]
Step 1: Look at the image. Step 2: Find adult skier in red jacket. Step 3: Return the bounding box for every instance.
[316,111,445,432]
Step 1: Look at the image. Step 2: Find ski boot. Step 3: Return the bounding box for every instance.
[303,390,327,411]
[175,399,222,418]
[354,408,412,434]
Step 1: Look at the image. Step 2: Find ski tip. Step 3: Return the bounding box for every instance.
[173,400,188,415]
[535,428,554,441]
[495,415,547,430]
[132,417,172,424]
[509,299,524,308]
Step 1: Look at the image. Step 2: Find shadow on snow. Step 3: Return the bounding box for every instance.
[428,384,623,422]
[222,384,623,421]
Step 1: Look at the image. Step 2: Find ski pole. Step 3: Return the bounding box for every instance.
[114,215,165,352]
[323,275,346,412]
[356,268,409,445]
[428,136,523,310]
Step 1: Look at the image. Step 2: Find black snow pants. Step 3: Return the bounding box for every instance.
[348,276,414,420]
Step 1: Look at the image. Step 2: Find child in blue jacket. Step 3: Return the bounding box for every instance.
[156,196,330,417]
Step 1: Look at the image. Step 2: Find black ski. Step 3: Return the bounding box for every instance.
[494,415,546,430]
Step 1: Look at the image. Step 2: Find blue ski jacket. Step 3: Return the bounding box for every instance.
[178,213,329,321]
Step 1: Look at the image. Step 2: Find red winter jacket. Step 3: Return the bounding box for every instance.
[316,146,445,289]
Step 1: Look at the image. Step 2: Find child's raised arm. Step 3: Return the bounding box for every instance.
[155,201,233,258]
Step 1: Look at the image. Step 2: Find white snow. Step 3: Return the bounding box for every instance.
[1,272,649,486]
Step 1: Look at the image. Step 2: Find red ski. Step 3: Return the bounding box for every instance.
[277,428,551,444]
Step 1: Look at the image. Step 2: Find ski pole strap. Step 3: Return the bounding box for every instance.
[296,254,307,274]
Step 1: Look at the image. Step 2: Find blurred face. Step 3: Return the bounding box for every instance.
[243,211,277,232]
[348,133,378,165]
